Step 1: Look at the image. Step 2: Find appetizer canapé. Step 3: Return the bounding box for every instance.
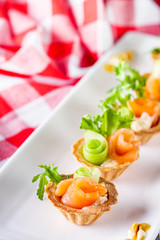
[127,97,160,143]
[32,165,118,225]
[102,60,160,144]
[73,128,139,181]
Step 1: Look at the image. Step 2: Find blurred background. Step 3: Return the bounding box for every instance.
[0,0,160,239]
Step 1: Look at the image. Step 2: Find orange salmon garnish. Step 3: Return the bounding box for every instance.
[145,76,160,101]
[107,128,139,165]
[55,177,107,209]
[55,178,73,197]
[127,97,160,127]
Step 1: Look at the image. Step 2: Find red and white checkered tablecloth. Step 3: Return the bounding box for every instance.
[0,0,160,167]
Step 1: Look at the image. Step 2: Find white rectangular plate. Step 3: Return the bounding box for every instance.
[0,32,160,240]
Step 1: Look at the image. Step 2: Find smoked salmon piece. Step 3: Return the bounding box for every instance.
[127,98,160,127]
[107,128,139,165]
[145,76,160,101]
[55,177,107,209]
[55,178,73,197]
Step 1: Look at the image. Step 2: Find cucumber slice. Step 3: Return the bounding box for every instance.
[83,130,107,148]
[73,167,100,183]
[83,130,108,165]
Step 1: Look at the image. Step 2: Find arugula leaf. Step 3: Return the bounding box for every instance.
[32,164,63,200]
[80,107,133,137]
[32,173,41,182]
[114,60,146,98]
[38,165,63,184]
[37,175,48,201]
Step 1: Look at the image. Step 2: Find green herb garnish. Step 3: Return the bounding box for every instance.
[105,107,133,136]
[80,111,108,138]
[100,61,146,110]
[80,107,133,137]
[32,164,63,200]
[100,85,131,109]
[83,138,108,165]
[151,48,160,54]
[114,60,146,98]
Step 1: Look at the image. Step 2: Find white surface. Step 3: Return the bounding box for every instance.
[0,32,160,240]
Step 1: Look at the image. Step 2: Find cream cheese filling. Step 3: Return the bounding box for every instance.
[101,158,118,168]
[131,112,154,132]
[82,193,108,209]
[93,193,108,206]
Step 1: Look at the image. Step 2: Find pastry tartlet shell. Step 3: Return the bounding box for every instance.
[45,174,118,225]
[133,118,160,144]
[72,138,132,181]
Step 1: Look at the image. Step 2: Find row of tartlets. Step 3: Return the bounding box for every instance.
[73,49,160,182]
[32,49,160,236]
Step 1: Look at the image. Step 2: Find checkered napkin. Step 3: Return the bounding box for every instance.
[0,0,160,166]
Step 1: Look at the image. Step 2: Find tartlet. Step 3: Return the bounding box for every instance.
[45,174,118,225]
[72,138,132,181]
[127,97,160,144]
[133,117,160,144]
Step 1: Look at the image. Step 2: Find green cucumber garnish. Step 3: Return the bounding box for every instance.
[73,167,100,183]
[83,130,108,165]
